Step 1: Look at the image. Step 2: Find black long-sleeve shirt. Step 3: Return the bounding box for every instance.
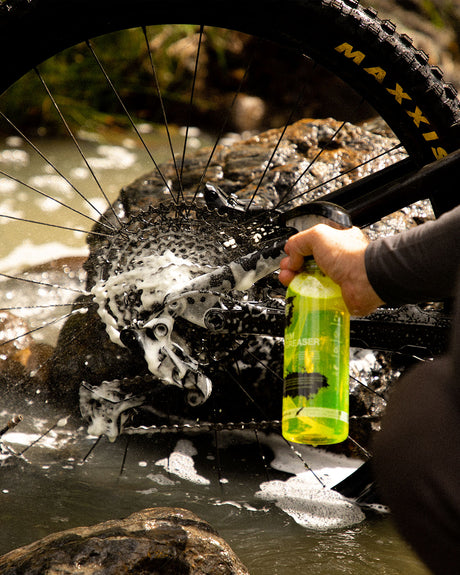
[365,205,460,306]
[369,206,460,575]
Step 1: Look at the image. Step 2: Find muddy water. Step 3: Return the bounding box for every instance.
[0,132,430,574]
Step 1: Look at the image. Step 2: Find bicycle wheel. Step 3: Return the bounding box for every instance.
[0,0,458,452]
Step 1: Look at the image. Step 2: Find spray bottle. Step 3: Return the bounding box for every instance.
[281,202,352,445]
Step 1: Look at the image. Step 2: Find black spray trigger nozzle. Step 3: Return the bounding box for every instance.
[280,201,352,232]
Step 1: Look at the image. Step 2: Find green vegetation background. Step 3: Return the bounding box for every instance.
[1,26,243,134]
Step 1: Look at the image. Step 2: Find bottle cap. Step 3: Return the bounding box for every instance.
[280,201,352,232]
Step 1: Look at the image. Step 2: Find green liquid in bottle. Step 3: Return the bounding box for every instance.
[283,260,350,445]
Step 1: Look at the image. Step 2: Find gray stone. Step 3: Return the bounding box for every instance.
[0,507,250,575]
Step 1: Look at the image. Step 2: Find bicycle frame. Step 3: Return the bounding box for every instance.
[322,148,460,226]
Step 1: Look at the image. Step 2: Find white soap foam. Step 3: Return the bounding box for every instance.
[147,473,176,486]
[256,474,365,530]
[267,434,360,487]
[255,433,365,530]
[155,439,210,486]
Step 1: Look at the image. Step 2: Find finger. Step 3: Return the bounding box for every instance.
[284,229,315,255]
[278,268,297,286]
[279,256,293,270]
[284,251,306,271]
[280,250,304,271]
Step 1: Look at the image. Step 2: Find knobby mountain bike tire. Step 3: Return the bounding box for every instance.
[0,0,459,448]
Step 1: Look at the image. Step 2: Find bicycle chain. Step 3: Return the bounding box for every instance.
[124,419,281,435]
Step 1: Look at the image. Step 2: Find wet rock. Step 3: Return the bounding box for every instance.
[0,507,250,575]
[0,311,34,360]
[113,117,408,224]
[48,300,149,412]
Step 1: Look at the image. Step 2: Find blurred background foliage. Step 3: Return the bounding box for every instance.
[1,25,242,134]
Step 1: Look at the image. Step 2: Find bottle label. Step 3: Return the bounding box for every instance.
[284,335,321,349]
[284,308,345,400]
[284,372,328,400]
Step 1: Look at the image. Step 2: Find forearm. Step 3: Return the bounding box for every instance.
[365,205,460,306]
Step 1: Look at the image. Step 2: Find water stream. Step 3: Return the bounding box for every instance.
[0,132,430,574]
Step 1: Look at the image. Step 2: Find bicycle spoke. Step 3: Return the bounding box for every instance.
[238,143,406,233]
[349,374,387,401]
[0,212,112,239]
[119,436,130,477]
[179,25,204,185]
[0,272,89,295]
[34,67,122,228]
[17,418,62,456]
[347,436,372,459]
[253,425,272,482]
[81,434,103,463]
[246,83,307,211]
[223,356,326,487]
[267,93,407,215]
[242,343,393,466]
[190,49,255,209]
[243,347,284,383]
[1,311,96,397]
[142,26,184,201]
[86,39,177,206]
[276,119,348,209]
[0,307,90,348]
[300,145,406,211]
[0,111,117,232]
[213,424,225,491]
[0,167,112,230]
[223,359,273,419]
[0,303,77,312]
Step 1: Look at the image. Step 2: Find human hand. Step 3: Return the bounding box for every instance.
[279,224,384,316]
